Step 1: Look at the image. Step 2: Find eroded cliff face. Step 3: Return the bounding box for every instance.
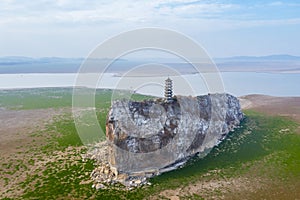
[106,93,243,183]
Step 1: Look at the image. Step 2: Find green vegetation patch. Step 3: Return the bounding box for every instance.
[148,111,300,189]
[1,88,299,199]
[22,109,299,199]
[0,88,152,110]
[21,151,95,200]
[0,88,72,109]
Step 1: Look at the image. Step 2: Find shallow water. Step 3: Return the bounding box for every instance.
[0,72,299,97]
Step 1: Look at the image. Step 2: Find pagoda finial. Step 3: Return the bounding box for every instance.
[164,77,173,103]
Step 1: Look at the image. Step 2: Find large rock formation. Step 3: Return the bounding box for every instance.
[104,93,243,186]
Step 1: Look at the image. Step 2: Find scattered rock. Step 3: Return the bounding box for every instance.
[95,183,105,190]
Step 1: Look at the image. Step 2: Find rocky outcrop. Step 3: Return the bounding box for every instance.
[102,93,243,187]
[88,93,243,188]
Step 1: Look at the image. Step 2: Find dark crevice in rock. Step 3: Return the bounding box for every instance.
[99,93,244,188]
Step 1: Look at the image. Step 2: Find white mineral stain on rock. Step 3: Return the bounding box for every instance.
[87,93,244,189]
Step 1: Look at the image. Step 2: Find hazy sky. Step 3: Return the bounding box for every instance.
[0,0,299,58]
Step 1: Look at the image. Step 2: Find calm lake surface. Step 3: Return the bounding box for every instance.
[0,72,299,97]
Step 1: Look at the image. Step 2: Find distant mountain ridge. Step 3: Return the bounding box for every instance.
[214,54,300,73]
[214,54,300,62]
[1,54,300,64]
[0,55,299,74]
[0,57,84,66]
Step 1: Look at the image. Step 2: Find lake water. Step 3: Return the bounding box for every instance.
[0,72,299,97]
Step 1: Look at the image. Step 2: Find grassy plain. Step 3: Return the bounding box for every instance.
[0,88,299,199]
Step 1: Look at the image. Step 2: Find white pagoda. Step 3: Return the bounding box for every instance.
[164,77,173,103]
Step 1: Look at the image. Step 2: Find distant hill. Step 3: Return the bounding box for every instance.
[0,57,127,74]
[214,54,300,73]
[214,54,300,62]
[0,56,84,65]
[0,55,299,74]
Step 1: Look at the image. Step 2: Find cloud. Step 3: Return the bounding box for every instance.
[1,0,300,31]
[267,1,300,7]
[267,1,283,6]
[1,0,300,57]
[0,0,239,24]
[158,2,239,19]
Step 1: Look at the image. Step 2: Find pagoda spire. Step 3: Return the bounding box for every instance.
[164,77,173,103]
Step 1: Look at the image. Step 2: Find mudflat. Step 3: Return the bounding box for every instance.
[240,95,300,124]
[0,108,62,156]
[0,94,299,199]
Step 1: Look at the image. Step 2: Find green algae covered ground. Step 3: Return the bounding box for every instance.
[0,88,299,199]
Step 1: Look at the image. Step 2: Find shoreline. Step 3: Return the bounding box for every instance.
[1,73,300,97]
[239,95,300,124]
[0,87,299,98]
